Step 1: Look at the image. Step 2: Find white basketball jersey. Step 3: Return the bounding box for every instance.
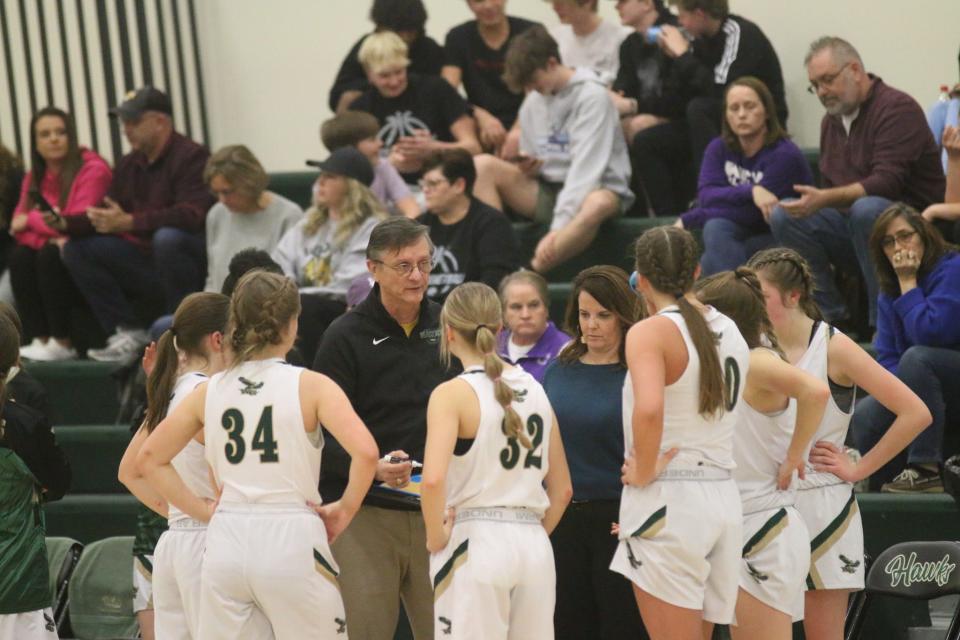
[168,371,215,523]
[204,359,323,505]
[794,322,856,489]
[623,306,750,470]
[444,366,552,516]
[733,363,796,513]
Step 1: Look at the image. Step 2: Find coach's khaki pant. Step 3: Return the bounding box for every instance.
[331,505,433,640]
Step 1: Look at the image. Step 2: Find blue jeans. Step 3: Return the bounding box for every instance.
[153,227,206,313]
[850,345,960,489]
[770,196,891,325]
[700,218,775,276]
[63,235,161,334]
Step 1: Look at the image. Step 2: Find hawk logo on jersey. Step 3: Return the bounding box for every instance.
[746,562,769,583]
[625,541,643,569]
[840,555,861,574]
[439,616,453,635]
[512,388,528,403]
[335,617,347,634]
[44,612,56,631]
[238,377,264,396]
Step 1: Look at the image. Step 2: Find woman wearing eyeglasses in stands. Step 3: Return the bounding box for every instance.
[851,203,960,493]
[272,147,387,363]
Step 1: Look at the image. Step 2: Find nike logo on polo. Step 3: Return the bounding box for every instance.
[373,337,390,345]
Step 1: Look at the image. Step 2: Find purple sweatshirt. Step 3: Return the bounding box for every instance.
[496,321,570,382]
[874,252,960,375]
[680,136,813,231]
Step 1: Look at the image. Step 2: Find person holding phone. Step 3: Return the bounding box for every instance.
[10,107,111,361]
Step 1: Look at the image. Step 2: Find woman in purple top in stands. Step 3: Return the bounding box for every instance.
[496,270,569,382]
[852,203,960,492]
[676,76,813,276]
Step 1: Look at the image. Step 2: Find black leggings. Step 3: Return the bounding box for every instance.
[551,500,650,640]
[8,242,85,340]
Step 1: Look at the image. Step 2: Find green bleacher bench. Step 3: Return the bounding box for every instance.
[54,425,130,494]
[25,360,122,426]
[45,495,140,544]
[269,170,316,210]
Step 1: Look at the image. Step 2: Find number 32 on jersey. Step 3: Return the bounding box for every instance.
[499,413,544,470]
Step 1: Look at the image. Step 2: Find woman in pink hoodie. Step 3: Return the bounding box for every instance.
[10,107,111,361]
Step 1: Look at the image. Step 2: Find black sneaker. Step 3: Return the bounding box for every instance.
[880,467,944,493]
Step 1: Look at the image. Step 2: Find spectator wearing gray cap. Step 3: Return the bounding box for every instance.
[273,147,387,363]
[63,86,214,363]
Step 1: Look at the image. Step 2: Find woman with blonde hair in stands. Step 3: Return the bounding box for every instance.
[274,146,387,363]
[747,247,930,640]
[137,271,378,640]
[611,226,749,640]
[695,268,829,640]
[422,282,572,640]
[120,291,276,639]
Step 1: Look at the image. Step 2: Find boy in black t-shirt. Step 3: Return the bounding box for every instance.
[328,0,447,114]
[441,0,539,153]
[416,149,519,302]
[350,32,481,185]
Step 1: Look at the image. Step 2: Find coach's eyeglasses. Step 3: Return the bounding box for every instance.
[372,259,433,277]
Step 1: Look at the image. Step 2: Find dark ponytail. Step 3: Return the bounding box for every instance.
[634,227,726,418]
[144,292,230,432]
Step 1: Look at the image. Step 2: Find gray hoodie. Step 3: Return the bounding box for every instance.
[519,67,634,231]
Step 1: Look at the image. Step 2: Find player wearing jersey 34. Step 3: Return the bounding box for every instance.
[421,282,572,640]
[138,271,378,640]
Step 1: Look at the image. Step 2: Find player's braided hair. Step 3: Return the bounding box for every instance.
[440,283,531,449]
[747,247,823,321]
[634,227,726,418]
[695,268,785,359]
[228,271,301,367]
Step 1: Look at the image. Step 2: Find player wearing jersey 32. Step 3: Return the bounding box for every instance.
[421,282,572,640]
[695,269,829,640]
[612,227,749,640]
[747,248,930,640]
[138,271,378,640]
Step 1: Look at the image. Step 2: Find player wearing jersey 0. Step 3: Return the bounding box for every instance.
[0,313,70,640]
[612,226,750,640]
[421,282,572,640]
[747,248,930,640]
[137,271,378,640]
[119,291,266,640]
[695,269,829,640]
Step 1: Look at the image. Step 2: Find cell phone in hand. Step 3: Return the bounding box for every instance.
[29,189,63,223]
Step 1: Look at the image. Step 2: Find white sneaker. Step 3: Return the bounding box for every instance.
[87,329,149,364]
[20,338,51,361]
[32,340,78,362]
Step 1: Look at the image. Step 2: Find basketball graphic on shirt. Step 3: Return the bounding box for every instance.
[426,246,464,299]
[379,111,432,149]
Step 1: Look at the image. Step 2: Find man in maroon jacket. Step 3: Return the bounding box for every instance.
[770,37,945,329]
[63,87,213,363]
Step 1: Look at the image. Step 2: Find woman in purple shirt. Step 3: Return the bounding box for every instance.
[676,76,813,276]
[496,270,569,382]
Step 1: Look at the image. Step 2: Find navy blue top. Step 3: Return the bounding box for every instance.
[543,359,626,501]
